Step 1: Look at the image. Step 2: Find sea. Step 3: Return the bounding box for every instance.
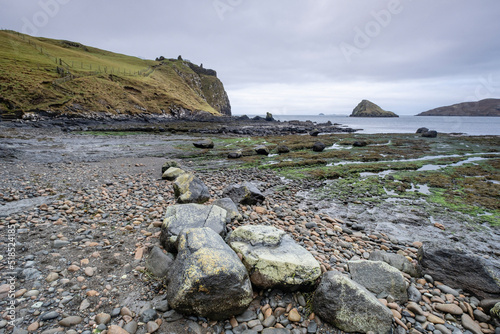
[267,115,500,136]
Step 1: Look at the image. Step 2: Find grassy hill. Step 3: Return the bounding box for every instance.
[0,30,230,119]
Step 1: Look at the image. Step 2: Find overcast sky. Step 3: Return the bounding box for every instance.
[2,0,500,115]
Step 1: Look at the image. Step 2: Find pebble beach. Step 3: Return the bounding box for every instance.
[0,122,499,334]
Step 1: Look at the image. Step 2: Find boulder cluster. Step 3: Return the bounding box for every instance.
[148,160,500,334]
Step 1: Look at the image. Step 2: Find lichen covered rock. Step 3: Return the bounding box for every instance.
[167,227,253,320]
[227,225,321,290]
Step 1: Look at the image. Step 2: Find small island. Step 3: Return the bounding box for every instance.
[417,98,500,116]
[350,100,399,117]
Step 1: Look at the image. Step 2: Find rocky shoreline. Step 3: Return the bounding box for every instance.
[0,121,499,334]
[0,114,357,137]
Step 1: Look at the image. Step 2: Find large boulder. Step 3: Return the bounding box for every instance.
[173,173,210,204]
[348,260,408,303]
[167,228,253,320]
[227,225,321,290]
[193,139,214,149]
[369,250,420,277]
[313,271,393,334]
[222,182,265,205]
[213,198,243,222]
[312,142,326,152]
[277,145,290,154]
[421,130,438,138]
[162,167,185,181]
[160,204,228,253]
[418,241,500,298]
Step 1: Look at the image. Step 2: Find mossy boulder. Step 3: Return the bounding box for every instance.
[227,225,321,290]
[167,227,253,320]
[173,173,210,204]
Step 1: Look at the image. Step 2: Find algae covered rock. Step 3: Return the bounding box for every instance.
[312,141,326,152]
[348,260,408,303]
[160,204,228,253]
[313,271,393,334]
[173,173,210,204]
[227,225,321,290]
[167,227,253,320]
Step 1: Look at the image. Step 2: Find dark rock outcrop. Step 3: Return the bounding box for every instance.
[167,228,253,320]
[222,182,265,205]
[227,225,321,290]
[421,130,438,138]
[277,145,290,154]
[255,145,270,155]
[417,241,500,298]
[312,142,326,152]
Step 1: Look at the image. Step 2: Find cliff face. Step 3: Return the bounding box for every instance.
[417,99,500,117]
[0,31,231,120]
[350,100,398,117]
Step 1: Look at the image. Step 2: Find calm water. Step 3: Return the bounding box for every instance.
[270,115,500,136]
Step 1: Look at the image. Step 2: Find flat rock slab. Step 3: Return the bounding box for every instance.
[418,241,500,299]
[160,204,227,253]
[227,225,321,290]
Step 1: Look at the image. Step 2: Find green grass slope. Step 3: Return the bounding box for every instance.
[0,30,228,119]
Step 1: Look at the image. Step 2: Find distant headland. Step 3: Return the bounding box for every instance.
[417,98,500,116]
